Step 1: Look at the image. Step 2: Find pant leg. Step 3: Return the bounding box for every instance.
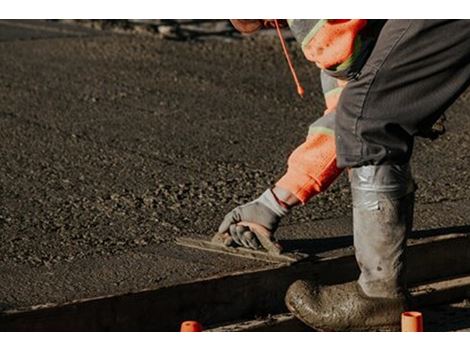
[336,20,470,168]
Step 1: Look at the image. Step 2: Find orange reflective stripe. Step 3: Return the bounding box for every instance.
[276,132,343,204]
[303,19,367,69]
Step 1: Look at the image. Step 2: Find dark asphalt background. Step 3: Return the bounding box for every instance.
[0,20,469,310]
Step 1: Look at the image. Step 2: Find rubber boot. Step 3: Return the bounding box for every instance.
[285,164,415,331]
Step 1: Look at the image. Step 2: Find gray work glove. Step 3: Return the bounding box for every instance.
[218,189,290,251]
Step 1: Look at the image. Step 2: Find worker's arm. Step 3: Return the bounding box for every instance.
[277,71,346,203]
[219,22,356,250]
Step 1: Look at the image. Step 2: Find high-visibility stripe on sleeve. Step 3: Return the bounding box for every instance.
[324,86,344,114]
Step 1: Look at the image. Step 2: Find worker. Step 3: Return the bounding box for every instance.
[219,19,470,331]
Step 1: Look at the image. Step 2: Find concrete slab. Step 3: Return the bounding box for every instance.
[0,232,468,331]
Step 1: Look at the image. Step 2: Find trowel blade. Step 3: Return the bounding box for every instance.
[175,235,308,264]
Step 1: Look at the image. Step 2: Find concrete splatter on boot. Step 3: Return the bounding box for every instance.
[285,280,408,331]
[286,164,415,331]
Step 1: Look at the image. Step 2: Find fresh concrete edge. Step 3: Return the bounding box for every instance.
[208,313,312,332]
[209,274,470,331]
[0,233,469,331]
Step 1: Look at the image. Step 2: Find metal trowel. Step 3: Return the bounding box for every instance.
[176,222,309,264]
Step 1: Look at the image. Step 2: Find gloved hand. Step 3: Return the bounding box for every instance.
[218,189,290,251]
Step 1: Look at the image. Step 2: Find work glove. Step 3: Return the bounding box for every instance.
[218,189,290,251]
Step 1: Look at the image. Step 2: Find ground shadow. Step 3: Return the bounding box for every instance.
[280,224,470,255]
[280,235,353,254]
[412,224,470,239]
[422,304,470,332]
[0,302,13,313]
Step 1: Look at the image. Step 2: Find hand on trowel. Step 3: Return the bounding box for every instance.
[213,221,283,254]
[216,187,299,254]
[176,187,306,263]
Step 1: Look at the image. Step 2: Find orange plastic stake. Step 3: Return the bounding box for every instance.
[401,311,423,332]
[274,19,305,98]
[180,320,203,332]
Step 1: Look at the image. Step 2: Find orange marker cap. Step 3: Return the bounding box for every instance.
[401,311,423,332]
[180,320,203,332]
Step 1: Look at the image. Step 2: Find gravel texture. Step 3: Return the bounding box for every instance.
[0,20,469,310]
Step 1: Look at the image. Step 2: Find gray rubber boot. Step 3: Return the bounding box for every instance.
[285,164,415,331]
[351,164,415,298]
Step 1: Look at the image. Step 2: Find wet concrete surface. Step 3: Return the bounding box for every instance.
[0,20,469,310]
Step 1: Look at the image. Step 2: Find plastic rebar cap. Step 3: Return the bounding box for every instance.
[401,311,423,332]
[180,321,203,332]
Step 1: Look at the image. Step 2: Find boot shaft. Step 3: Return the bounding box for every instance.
[350,164,416,298]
